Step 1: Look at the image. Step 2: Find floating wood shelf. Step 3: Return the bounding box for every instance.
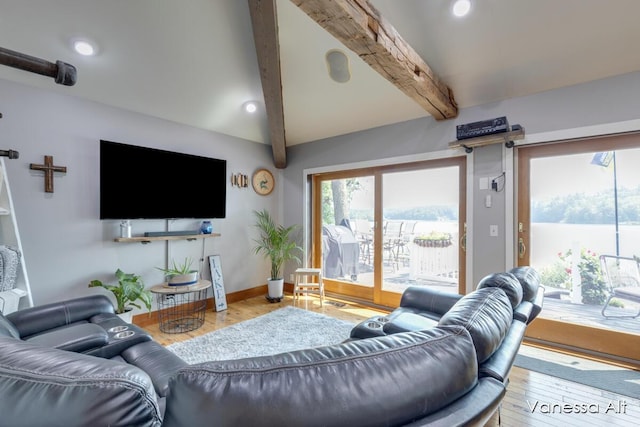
[449,126,525,152]
[114,233,221,244]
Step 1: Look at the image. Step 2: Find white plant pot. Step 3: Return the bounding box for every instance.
[117,310,133,324]
[167,271,199,286]
[267,278,284,298]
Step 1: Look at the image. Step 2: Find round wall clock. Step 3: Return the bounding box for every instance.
[252,168,275,195]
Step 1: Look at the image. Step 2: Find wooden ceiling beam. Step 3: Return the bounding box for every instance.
[291,0,458,120]
[248,0,287,168]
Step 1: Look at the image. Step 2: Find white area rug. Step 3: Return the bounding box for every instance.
[166,306,355,364]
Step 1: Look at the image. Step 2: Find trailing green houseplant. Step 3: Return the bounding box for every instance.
[253,209,302,298]
[88,269,152,314]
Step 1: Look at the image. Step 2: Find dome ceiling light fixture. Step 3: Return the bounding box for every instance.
[243,101,258,113]
[452,0,472,17]
[325,49,351,83]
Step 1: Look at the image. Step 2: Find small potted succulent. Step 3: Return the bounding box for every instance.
[156,257,199,286]
[88,269,152,322]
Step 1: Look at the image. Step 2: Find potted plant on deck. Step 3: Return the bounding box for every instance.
[253,209,302,302]
[88,269,152,322]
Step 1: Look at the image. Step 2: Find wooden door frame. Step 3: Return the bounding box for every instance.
[312,156,466,307]
[517,132,640,365]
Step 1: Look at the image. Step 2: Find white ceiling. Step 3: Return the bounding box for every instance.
[1,0,639,147]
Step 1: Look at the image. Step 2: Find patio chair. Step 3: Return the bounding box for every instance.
[598,254,640,319]
[383,221,405,271]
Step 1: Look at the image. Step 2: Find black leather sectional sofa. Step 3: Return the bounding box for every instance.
[0,267,542,427]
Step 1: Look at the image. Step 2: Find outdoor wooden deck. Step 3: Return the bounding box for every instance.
[540,296,640,335]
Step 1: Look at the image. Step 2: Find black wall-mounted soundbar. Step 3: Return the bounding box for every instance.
[144,230,200,237]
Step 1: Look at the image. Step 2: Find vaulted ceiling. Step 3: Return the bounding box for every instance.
[1,0,639,167]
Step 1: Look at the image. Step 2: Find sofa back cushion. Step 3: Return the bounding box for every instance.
[163,326,478,427]
[0,312,19,339]
[476,272,523,309]
[0,337,162,427]
[509,266,541,302]
[438,287,513,363]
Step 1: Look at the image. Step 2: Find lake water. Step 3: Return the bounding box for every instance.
[530,223,640,270]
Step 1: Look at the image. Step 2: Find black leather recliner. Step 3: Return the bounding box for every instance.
[0,295,187,426]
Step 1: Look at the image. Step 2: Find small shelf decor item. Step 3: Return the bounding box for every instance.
[156,258,199,286]
[88,269,152,320]
[252,168,275,195]
[200,220,213,234]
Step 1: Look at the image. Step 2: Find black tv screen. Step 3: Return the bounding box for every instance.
[100,140,226,219]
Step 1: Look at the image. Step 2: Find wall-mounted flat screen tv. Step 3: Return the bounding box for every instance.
[100,140,226,219]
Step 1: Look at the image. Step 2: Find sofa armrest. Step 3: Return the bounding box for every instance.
[399,286,462,318]
[383,311,439,334]
[6,295,115,339]
[528,286,545,324]
[25,323,109,352]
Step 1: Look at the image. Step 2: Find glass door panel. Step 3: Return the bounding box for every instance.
[529,148,640,329]
[381,167,461,296]
[312,157,466,307]
[319,176,375,299]
[518,135,640,362]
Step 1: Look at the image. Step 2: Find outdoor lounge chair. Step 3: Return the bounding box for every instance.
[598,254,640,319]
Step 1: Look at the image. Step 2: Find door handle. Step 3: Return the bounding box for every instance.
[518,238,526,259]
[460,222,467,252]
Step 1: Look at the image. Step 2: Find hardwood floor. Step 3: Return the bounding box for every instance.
[142,294,640,426]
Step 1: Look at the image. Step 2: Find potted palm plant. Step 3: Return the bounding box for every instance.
[88,269,152,322]
[253,209,302,301]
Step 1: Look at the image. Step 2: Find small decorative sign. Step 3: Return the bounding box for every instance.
[231,173,248,188]
[208,255,227,311]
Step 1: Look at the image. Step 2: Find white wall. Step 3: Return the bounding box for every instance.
[283,71,640,286]
[0,78,278,311]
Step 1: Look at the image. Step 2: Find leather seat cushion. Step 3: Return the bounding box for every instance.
[26,323,109,352]
[438,287,513,363]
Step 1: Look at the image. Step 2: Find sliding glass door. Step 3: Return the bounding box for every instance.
[312,157,466,307]
[518,133,640,362]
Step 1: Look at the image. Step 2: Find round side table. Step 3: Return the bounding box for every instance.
[150,280,211,334]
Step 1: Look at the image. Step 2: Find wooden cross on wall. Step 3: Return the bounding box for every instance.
[30,155,67,193]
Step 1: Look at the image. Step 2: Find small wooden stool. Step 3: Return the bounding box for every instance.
[293,268,324,306]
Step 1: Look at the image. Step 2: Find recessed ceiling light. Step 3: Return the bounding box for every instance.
[452,0,471,17]
[73,40,96,56]
[243,101,258,113]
